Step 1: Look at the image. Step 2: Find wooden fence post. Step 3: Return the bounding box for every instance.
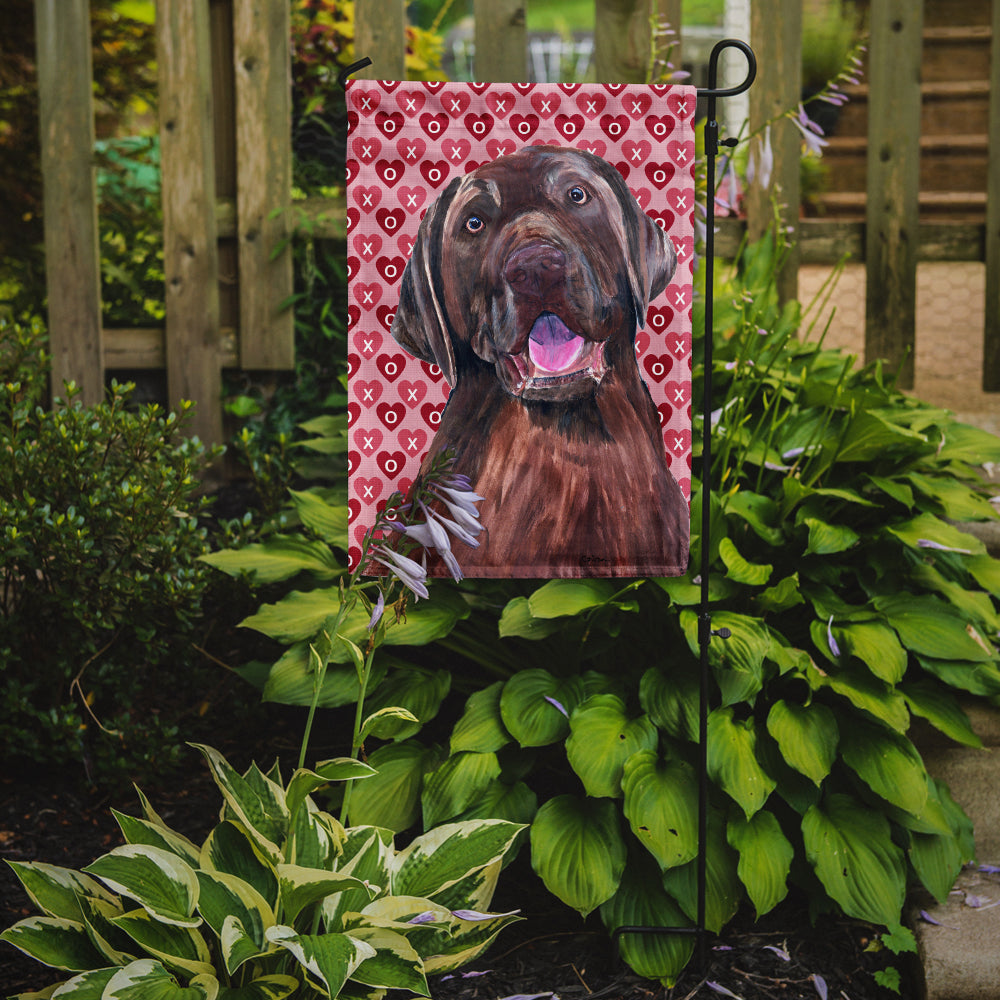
[34,0,104,405]
[983,0,1000,390]
[594,0,655,83]
[746,0,801,306]
[157,0,223,444]
[354,0,406,80]
[233,0,294,370]
[474,0,527,81]
[864,0,923,389]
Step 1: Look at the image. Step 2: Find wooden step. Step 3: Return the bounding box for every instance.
[922,25,993,83]
[813,189,987,222]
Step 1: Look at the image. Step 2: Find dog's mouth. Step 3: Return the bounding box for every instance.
[501,312,607,401]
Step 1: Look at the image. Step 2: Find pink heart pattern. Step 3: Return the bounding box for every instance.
[346,80,696,566]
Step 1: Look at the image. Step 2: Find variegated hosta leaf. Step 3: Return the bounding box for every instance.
[765,700,838,786]
[391,820,524,901]
[200,822,278,910]
[621,751,699,871]
[0,916,107,972]
[285,760,375,823]
[110,908,214,978]
[46,966,118,997]
[102,958,218,999]
[277,865,376,925]
[707,707,776,819]
[83,846,200,928]
[599,853,694,987]
[420,860,501,917]
[727,810,793,918]
[499,670,585,747]
[529,796,626,917]
[288,802,343,870]
[323,829,393,931]
[265,926,376,998]
[565,695,658,799]
[195,871,274,974]
[345,926,429,995]
[450,681,511,754]
[421,752,502,829]
[112,811,201,868]
[802,793,906,927]
[4,861,118,922]
[77,894,136,966]
[420,907,523,975]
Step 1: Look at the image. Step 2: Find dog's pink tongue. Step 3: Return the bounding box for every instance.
[528,313,585,373]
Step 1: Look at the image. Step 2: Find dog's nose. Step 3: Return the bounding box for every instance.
[504,244,566,299]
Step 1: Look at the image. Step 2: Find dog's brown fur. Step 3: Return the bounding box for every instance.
[391,145,689,577]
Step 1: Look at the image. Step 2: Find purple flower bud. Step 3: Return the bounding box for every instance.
[827,616,841,658]
[544,695,569,717]
[367,590,385,631]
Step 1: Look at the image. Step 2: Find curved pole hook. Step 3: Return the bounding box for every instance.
[698,38,757,99]
[338,57,373,90]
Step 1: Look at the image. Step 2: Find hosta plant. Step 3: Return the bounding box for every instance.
[1,744,523,999]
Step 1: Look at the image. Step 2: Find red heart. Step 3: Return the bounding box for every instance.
[633,187,652,210]
[576,138,606,158]
[375,352,407,382]
[644,114,676,141]
[396,135,427,164]
[668,90,693,120]
[602,82,626,95]
[376,304,396,331]
[397,186,426,212]
[376,256,406,284]
[622,139,651,165]
[352,232,382,259]
[530,92,560,118]
[353,427,383,454]
[376,450,406,478]
[664,380,689,407]
[351,89,381,114]
[348,450,360,475]
[347,303,360,328]
[351,135,382,163]
[397,234,416,256]
[646,305,675,335]
[420,401,445,428]
[375,207,406,235]
[348,498,361,522]
[420,360,444,383]
[513,82,535,94]
[634,330,650,355]
[354,379,383,408]
[555,113,585,141]
[355,476,383,503]
[656,402,673,427]
[443,137,472,164]
[397,379,427,405]
[487,138,517,159]
[348,402,360,425]
[346,207,359,231]
[668,139,695,168]
[375,111,404,139]
[395,90,425,116]
[599,113,630,140]
[346,256,359,281]
[644,161,676,189]
[376,401,406,429]
[419,159,450,188]
[485,90,517,118]
[666,188,691,215]
[463,112,494,140]
[648,209,676,232]
[575,92,606,118]
[398,427,428,454]
[348,545,362,571]
[509,114,540,141]
[612,161,629,181]
[442,89,471,115]
[353,330,383,357]
[347,352,360,378]
[667,427,691,458]
[378,80,400,93]
[352,185,381,211]
[355,282,382,308]
[423,80,445,92]
[375,158,405,188]
[468,81,490,95]
[623,92,652,118]
[419,112,449,139]
[642,354,673,382]
[558,82,579,94]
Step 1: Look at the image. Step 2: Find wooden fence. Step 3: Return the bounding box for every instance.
[33,0,1000,445]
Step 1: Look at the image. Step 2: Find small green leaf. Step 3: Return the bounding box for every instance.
[497,597,564,639]
[727,811,793,917]
[707,708,776,818]
[276,865,373,925]
[718,537,772,585]
[200,536,341,584]
[803,517,859,556]
[288,489,348,547]
[421,752,502,829]
[4,862,117,923]
[347,740,441,832]
[110,909,214,978]
[526,579,617,618]
[875,594,995,663]
[839,718,929,817]
[639,664,699,742]
[765,701,838,786]
[450,682,511,754]
[499,670,584,747]
[901,680,982,748]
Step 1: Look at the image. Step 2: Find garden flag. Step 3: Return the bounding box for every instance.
[347,80,696,578]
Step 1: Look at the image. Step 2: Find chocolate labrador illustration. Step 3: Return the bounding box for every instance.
[390,145,689,577]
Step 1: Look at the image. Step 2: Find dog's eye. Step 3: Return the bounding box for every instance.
[465,215,485,234]
[567,186,589,205]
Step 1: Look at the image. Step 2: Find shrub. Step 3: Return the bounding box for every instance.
[0,317,220,783]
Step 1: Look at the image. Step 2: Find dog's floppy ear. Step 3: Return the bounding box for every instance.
[626,205,677,326]
[390,177,461,387]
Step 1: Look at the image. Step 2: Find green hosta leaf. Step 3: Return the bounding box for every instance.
[362,667,451,740]
[916,655,1000,697]
[875,594,995,662]
[112,812,201,868]
[499,670,584,747]
[450,682,511,754]
[530,795,626,917]
[727,811,793,918]
[639,664,699,742]
[936,421,1000,464]
[200,822,278,910]
[261,643,386,709]
[621,751,698,871]
[967,553,1000,597]
[802,793,906,926]
[265,926,375,997]
[216,976,299,1000]
[566,695,658,798]
[393,820,524,900]
[765,701,838,786]
[835,621,907,684]
[360,706,421,742]
[901,680,982,748]
[866,474,914,509]
[654,573,737,606]
[909,817,966,906]
[724,490,784,546]
[453,779,538,827]
[191,746,287,862]
[5,862,118,923]
[885,512,985,557]
[195,871,273,974]
[599,853,694,987]
[803,517,859,556]
[421,751,502,828]
[103,959,218,1000]
[707,708,776,818]
[661,811,741,933]
[200,535,341,584]
[526,579,617,618]
[497,597,564,639]
[83,846,200,928]
[906,473,998,522]
[755,573,805,614]
[911,562,1000,633]
[681,610,770,706]
[835,410,927,463]
[111,909,214,978]
[288,489,349,547]
[718,537,772,586]
[277,865,374,925]
[839,718,929,816]
[347,740,441,832]
[806,660,909,732]
[0,916,107,971]
[345,926,428,994]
